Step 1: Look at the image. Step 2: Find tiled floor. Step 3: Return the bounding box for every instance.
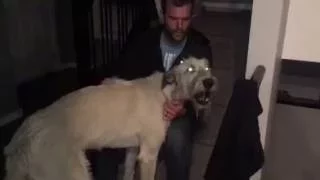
[187,10,251,180]
[0,11,252,180]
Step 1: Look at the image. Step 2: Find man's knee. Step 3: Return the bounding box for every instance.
[162,118,193,180]
[164,118,192,156]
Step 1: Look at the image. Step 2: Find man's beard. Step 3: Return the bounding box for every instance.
[163,27,188,45]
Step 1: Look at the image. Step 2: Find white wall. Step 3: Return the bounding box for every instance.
[247,0,320,179]
[282,0,320,62]
[263,104,320,180]
[3,0,64,84]
[0,0,76,125]
[0,0,21,125]
[245,0,290,179]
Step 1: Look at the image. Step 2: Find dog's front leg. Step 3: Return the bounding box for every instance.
[123,147,139,180]
[69,150,93,180]
[138,144,160,180]
[139,159,157,180]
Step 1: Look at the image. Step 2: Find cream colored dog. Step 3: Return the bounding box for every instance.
[4,56,218,180]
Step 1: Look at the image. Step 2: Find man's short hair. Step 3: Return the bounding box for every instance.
[161,0,195,14]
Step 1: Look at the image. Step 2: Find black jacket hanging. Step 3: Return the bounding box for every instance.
[204,79,264,180]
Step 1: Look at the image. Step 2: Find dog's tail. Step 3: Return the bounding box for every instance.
[3,125,30,180]
[4,152,28,180]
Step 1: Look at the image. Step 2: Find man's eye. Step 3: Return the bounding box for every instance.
[169,16,178,21]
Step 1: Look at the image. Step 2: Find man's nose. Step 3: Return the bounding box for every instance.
[176,20,183,29]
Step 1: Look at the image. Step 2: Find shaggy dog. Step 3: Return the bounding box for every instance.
[4,56,218,180]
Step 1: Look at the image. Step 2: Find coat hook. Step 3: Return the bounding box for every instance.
[251,65,266,89]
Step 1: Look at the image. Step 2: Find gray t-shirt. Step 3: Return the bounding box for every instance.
[160,32,187,71]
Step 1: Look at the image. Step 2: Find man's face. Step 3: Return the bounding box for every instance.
[164,3,192,42]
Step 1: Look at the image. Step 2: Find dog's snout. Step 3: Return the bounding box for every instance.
[203,78,214,89]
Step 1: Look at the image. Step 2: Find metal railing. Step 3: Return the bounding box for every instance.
[73,0,145,85]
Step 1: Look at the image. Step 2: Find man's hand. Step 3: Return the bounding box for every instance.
[163,100,186,121]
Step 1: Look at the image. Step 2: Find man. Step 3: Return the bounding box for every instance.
[93,0,213,179]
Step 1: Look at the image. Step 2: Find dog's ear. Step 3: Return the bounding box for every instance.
[162,70,176,88]
[165,71,176,84]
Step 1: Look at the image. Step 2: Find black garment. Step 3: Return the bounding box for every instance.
[112,25,213,80]
[204,79,264,180]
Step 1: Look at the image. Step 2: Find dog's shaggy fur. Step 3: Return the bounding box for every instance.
[4,57,217,180]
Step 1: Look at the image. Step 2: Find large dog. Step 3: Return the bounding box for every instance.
[4,56,218,180]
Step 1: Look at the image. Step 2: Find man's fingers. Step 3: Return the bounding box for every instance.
[163,100,185,121]
[163,110,175,121]
[166,101,183,111]
[164,107,177,120]
[171,100,184,106]
[165,105,178,115]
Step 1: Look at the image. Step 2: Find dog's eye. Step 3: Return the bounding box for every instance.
[187,67,194,72]
[180,60,184,64]
[205,67,210,71]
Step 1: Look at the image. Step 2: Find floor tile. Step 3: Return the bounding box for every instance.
[210,36,235,69]
[194,104,226,146]
[189,143,214,180]
[212,69,234,106]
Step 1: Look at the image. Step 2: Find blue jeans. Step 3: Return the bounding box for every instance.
[89,115,195,180]
[161,116,193,180]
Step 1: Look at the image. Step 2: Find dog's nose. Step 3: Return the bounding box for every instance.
[203,78,214,89]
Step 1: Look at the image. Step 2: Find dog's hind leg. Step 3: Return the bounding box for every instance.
[4,158,26,180]
[123,147,139,180]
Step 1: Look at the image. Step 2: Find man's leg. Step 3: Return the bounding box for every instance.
[163,117,193,180]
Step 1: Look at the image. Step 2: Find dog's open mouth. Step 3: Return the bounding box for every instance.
[194,91,211,105]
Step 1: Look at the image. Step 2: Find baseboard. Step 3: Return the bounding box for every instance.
[202,2,252,12]
[0,109,23,127]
